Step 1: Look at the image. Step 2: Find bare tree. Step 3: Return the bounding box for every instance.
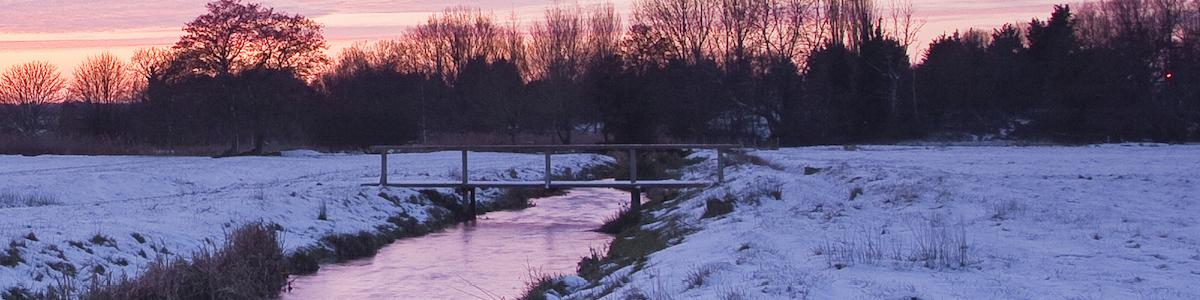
[756,0,825,66]
[0,61,66,134]
[884,0,925,55]
[588,2,624,61]
[411,6,502,80]
[634,0,719,63]
[71,52,135,105]
[531,3,588,144]
[531,3,586,80]
[717,0,765,68]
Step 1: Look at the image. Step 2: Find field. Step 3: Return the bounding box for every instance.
[0,150,612,295]
[555,144,1200,299]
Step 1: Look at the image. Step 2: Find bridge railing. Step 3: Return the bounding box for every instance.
[366,144,742,213]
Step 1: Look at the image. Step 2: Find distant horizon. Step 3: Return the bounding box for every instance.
[0,0,1076,73]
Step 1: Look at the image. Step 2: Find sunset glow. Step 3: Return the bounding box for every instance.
[0,0,1075,72]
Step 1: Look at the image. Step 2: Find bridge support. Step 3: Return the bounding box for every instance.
[459,187,477,221]
[630,186,642,212]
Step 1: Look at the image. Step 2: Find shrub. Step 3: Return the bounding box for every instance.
[320,232,387,261]
[702,196,735,219]
[492,187,566,210]
[597,208,641,234]
[1,243,23,267]
[81,222,288,300]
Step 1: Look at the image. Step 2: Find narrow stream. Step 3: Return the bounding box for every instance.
[282,188,629,300]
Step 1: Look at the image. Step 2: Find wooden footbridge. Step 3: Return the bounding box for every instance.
[363,144,741,219]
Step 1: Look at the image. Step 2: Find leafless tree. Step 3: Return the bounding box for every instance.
[755,0,825,66]
[634,0,719,63]
[71,52,135,105]
[411,6,502,80]
[530,3,589,143]
[588,3,624,61]
[717,0,765,68]
[531,3,586,81]
[0,61,66,134]
[884,0,925,54]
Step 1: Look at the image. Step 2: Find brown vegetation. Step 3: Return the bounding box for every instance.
[69,222,287,300]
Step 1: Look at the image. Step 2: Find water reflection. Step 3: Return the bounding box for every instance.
[283,188,629,300]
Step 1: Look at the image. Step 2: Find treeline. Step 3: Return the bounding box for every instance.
[919,1,1200,142]
[2,0,1199,154]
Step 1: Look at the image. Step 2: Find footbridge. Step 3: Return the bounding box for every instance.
[363,144,741,218]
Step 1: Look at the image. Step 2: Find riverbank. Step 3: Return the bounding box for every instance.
[547,144,1200,299]
[0,151,613,297]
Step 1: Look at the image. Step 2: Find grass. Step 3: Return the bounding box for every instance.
[702,196,735,219]
[516,271,569,300]
[1,241,24,267]
[813,214,975,271]
[491,187,567,211]
[76,222,288,300]
[285,190,462,275]
[597,207,641,234]
[0,191,60,208]
[317,201,328,221]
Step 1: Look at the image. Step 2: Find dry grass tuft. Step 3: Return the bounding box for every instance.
[76,222,288,300]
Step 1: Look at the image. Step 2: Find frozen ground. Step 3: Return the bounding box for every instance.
[0,151,613,294]
[559,144,1200,300]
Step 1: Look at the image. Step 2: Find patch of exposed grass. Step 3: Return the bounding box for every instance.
[1,242,24,267]
[79,222,288,300]
[317,201,328,221]
[0,190,60,208]
[597,208,641,234]
[702,196,736,219]
[491,187,567,210]
[516,272,569,300]
[130,233,146,244]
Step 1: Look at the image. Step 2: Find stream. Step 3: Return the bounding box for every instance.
[282,188,630,299]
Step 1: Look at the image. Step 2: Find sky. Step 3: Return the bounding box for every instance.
[0,0,1078,74]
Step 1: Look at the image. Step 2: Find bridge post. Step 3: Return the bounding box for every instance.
[461,150,469,185]
[380,152,388,186]
[630,186,642,211]
[545,151,552,189]
[629,148,637,184]
[469,188,477,220]
[716,148,724,184]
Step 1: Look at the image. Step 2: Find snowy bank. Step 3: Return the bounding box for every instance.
[0,151,613,295]
[557,144,1200,299]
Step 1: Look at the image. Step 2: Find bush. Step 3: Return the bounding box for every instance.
[701,196,735,219]
[0,243,23,267]
[597,208,641,234]
[80,222,288,300]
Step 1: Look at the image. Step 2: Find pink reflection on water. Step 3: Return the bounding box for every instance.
[283,188,630,300]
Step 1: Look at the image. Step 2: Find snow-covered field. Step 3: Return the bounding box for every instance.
[0,150,612,294]
[559,144,1200,300]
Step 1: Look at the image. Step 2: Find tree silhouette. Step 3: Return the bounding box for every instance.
[169,0,327,154]
[0,62,66,135]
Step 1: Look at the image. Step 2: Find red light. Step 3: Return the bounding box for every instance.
[1166,73,1173,79]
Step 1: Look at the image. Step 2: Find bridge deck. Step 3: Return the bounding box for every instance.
[364,180,710,189]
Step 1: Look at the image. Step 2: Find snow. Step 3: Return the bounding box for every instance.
[562,144,1200,300]
[0,151,613,294]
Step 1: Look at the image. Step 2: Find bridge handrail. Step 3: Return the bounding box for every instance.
[368,144,743,154]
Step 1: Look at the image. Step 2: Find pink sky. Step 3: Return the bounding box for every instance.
[0,0,1076,73]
